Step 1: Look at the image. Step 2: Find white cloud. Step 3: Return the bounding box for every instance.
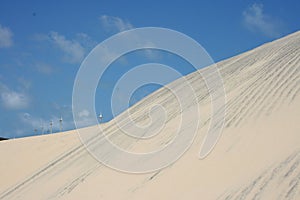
[0,24,13,48]
[20,113,52,134]
[100,15,134,33]
[18,77,31,90]
[35,63,54,75]
[75,109,96,128]
[0,83,29,109]
[1,91,29,109]
[99,16,162,61]
[243,3,284,38]
[20,113,74,133]
[48,31,85,64]
[141,48,162,60]
[75,33,97,49]
[78,109,90,118]
[21,113,42,128]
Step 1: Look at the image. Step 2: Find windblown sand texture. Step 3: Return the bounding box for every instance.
[0,31,300,199]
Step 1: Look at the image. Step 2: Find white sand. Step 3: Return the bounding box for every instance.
[0,31,300,199]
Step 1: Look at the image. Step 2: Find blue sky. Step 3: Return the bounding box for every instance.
[0,0,299,138]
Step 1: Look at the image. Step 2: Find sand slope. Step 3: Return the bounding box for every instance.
[0,31,300,200]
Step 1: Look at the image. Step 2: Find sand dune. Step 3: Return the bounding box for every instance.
[0,31,300,199]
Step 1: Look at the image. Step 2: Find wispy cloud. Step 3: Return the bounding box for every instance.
[34,63,54,75]
[75,33,97,49]
[48,31,86,63]
[52,105,96,129]
[34,31,97,64]
[17,77,31,90]
[19,112,74,134]
[74,109,99,128]
[100,15,133,33]
[78,109,90,118]
[99,16,162,61]
[20,113,44,130]
[0,24,13,48]
[0,83,29,110]
[18,104,98,135]
[243,3,284,38]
